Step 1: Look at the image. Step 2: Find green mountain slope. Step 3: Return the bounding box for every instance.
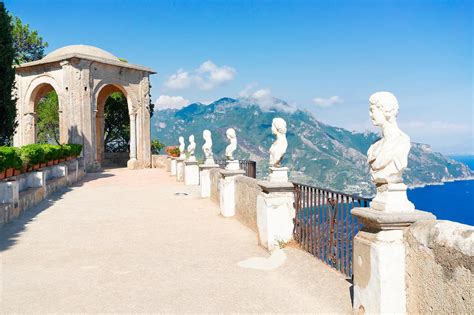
[152,97,473,196]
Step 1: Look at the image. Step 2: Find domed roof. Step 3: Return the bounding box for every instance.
[43,45,120,61]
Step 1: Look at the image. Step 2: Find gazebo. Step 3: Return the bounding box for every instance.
[13,45,156,171]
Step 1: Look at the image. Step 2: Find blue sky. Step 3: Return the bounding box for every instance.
[5,0,473,154]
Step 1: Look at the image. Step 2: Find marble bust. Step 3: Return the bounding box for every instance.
[178,136,185,158]
[187,135,196,161]
[367,91,414,212]
[202,130,215,164]
[269,118,288,168]
[225,128,237,160]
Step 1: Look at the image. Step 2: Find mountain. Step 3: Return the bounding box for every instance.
[151,97,473,197]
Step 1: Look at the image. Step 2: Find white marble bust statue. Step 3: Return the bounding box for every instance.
[367,92,410,184]
[187,135,196,161]
[269,118,288,168]
[178,136,185,158]
[225,128,237,160]
[202,130,214,163]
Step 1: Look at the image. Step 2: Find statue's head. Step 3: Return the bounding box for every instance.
[189,135,195,143]
[226,128,236,140]
[272,117,287,135]
[369,92,399,127]
[203,130,211,140]
[179,136,184,143]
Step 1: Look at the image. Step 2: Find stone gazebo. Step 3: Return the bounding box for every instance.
[13,45,156,171]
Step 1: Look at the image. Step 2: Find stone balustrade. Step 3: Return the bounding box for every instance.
[0,158,85,226]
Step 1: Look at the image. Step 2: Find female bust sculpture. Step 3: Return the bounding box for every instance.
[225,128,237,160]
[269,117,288,168]
[367,92,411,184]
[202,130,214,163]
[187,135,196,161]
[178,136,185,158]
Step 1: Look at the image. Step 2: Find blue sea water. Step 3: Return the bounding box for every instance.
[407,155,474,226]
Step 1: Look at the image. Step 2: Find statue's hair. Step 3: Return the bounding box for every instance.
[226,128,236,138]
[179,136,184,142]
[189,134,195,141]
[369,91,399,122]
[272,117,287,134]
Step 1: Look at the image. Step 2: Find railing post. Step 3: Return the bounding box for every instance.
[184,160,199,186]
[219,169,245,217]
[176,157,185,182]
[199,163,220,198]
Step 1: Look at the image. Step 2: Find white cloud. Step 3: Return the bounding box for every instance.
[164,60,236,91]
[312,96,343,108]
[400,120,471,134]
[155,95,190,110]
[238,85,297,113]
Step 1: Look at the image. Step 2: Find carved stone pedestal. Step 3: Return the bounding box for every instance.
[176,158,185,182]
[199,164,219,198]
[127,158,140,170]
[351,207,435,314]
[166,156,172,172]
[268,167,289,183]
[171,157,177,176]
[256,181,295,251]
[371,183,415,212]
[184,161,199,186]
[225,160,240,171]
[219,169,245,217]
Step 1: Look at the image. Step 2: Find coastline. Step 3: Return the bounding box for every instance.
[408,176,474,190]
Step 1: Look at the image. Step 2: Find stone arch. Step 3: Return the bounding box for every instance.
[23,75,63,144]
[93,79,138,167]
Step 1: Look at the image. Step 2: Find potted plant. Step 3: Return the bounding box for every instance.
[165,146,180,157]
[0,147,22,178]
[0,153,5,180]
[19,144,45,172]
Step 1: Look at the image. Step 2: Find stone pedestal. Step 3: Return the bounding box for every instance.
[351,207,435,314]
[256,181,295,251]
[52,164,67,178]
[166,156,172,172]
[371,183,415,212]
[219,169,245,217]
[171,157,177,176]
[204,158,216,165]
[184,161,199,186]
[176,158,185,182]
[127,158,140,170]
[225,160,240,171]
[268,167,289,183]
[199,164,219,198]
[0,180,19,206]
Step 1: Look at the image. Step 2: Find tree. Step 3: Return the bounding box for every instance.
[104,92,130,152]
[0,3,17,145]
[11,15,48,64]
[36,90,59,144]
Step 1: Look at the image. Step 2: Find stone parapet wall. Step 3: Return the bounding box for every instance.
[209,168,222,205]
[152,155,168,168]
[0,159,85,227]
[234,176,262,232]
[405,220,474,313]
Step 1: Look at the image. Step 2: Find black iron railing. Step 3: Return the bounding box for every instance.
[292,182,371,278]
[215,160,257,178]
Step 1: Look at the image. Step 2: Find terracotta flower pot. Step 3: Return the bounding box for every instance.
[59,158,65,163]
[27,166,33,172]
[54,160,59,165]
[5,168,14,178]
[47,161,54,166]
[0,170,5,180]
[40,163,47,168]
[33,164,40,170]
[14,169,21,176]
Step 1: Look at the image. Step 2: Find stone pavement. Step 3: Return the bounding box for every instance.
[0,168,352,313]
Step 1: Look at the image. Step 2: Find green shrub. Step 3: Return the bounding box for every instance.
[0,146,22,170]
[61,144,72,158]
[68,144,82,157]
[151,139,165,154]
[19,144,45,167]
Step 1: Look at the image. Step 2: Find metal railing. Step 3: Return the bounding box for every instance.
[292,182,371,278]
[215,159,257,178]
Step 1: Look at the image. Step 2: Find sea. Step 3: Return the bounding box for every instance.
[407,155,474,226]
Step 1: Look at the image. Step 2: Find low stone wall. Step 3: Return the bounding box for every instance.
[234,176,262,232]
[210,168,222,205]
[405,220,474,313]
[152,155,168,168]
[0,159,85,227]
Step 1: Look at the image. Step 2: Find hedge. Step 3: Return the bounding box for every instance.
[0,143,83,171]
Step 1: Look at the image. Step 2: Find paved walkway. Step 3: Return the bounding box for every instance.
[1,168,352,313]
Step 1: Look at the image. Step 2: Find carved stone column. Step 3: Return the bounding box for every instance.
[127,113,139,169]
